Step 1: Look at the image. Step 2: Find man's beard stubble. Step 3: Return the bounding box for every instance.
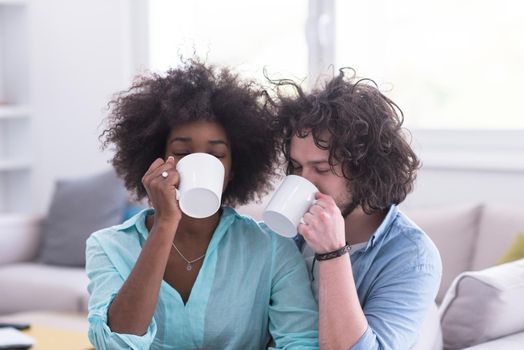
[339,199,358,218]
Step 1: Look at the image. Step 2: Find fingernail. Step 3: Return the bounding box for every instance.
[168,156,174,162]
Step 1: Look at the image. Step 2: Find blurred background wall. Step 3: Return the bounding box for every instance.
[1,0,523,215]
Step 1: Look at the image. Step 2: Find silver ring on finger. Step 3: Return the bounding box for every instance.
[161,171,169,179]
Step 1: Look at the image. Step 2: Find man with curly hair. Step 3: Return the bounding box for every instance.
[272,69,442,349]
[86,60,319,349]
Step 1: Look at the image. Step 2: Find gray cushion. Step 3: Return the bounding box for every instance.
[38,169,128,267]
[440,258,524,349]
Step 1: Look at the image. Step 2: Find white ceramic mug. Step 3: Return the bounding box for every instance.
[262,175,318,237]
[176,152,225,218]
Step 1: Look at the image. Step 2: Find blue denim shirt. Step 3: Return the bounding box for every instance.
[296,205,442,350]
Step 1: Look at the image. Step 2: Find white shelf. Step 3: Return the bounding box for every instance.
[0,1,31,213]
[0,106,30,119]
[0,159,31,171]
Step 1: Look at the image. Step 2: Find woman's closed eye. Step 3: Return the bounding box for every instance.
[172,152,190,157]
[315,168,330,174]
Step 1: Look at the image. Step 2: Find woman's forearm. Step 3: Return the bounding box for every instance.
[318,257,368,349]
[107,220,177,335]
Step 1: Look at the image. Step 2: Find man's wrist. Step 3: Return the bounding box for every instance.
[315,242,351,261]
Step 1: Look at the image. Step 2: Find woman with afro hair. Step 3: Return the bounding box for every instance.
[86,59,318,350]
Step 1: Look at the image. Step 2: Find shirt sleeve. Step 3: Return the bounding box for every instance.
[85,234,157,350]
[267,235,319,350]
[351,263,441,350]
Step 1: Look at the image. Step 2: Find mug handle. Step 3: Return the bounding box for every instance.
[299,199,318,225]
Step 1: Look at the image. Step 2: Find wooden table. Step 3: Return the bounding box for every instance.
[0,311,92,350]
[23,325,93,350]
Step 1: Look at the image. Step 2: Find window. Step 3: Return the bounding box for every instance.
[149,0,308,83]
[334,0,524,130]
[145,0,524,170]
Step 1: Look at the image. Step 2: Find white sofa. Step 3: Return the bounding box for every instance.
[0,214,89,314]
[0,170,131,315]
[1,201,523,349]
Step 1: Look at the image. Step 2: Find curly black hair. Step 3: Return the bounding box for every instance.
[100,59,277,207]
[270,68,420,214]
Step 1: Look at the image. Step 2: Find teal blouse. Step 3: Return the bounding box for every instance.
[86,207,319,350]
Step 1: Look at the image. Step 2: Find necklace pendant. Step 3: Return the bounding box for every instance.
[186,263,192,271]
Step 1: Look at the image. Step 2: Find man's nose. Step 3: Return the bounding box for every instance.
[300,170,316,187]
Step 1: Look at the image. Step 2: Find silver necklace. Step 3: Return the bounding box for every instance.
[171,242,206,271]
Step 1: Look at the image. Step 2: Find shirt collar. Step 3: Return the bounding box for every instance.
[118,206,238,244]
[293,234,306,250]
[118,207,152,233]
[363,204,399,251]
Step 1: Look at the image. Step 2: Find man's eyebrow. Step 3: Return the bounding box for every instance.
[290,157,329,165]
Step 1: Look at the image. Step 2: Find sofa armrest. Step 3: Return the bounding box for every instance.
[462,331,524,350]
[0,214,43,265]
